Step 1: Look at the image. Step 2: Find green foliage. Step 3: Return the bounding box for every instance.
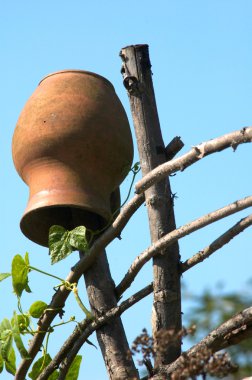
[0,353,3,373]
[0,319,13,361]
[11,312,30,359]
[65,355,82,380]
[0,273,11,282]
[11,253,31,297]
[0,250,87,378]
[49,225,89,264]
[4,347,16,375]
[29,301,48,319]
[16,313,30,333]
[0,313,31,375]
[68,226,90,252]
[28,354,58,379]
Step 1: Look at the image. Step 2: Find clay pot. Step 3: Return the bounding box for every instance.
[12,70,133,247]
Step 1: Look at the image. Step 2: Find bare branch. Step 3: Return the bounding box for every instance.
[135,127,252,194]
[116,196,252,297]
[150,306,252,379]
[37,284,153,380]
[165,136,184,161]
[182,214,252,272]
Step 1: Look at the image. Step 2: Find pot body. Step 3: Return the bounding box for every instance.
[12,70,133,246]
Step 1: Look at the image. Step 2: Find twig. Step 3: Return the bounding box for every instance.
[37,284,153,380]
[182,214,252,272]
[150,306,252,379]
[116,195,252,297]
[165,136,184,160]
[135,127,252,194]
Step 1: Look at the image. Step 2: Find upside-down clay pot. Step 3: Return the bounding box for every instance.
[12,70,133,247]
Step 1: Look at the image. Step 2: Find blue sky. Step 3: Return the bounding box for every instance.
[1,1,252,379]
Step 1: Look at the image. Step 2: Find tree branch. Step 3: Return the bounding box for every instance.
[182,214,252,272]
[116,196,252,297]
[82,247,139,380]
[37,284,153,380]
[37,212,252,379]
[15,127,252,378]
[135,127,252,194]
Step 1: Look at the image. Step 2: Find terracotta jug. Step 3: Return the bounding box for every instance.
[12,70,133,247]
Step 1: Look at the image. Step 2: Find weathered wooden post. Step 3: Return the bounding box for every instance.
[120,44,182,367]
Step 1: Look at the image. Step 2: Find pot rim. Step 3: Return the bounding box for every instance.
[39,69,114,88]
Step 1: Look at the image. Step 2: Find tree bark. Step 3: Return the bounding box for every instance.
[83,248,139,380]
[78,212,138,380]
[120,44,182,366]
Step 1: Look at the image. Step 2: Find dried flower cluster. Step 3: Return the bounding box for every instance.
[154,326,196,356]
[171,348,238,379]
[131,328,154,365]
[131,328,238,379]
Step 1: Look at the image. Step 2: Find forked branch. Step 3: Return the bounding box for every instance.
[135,127,252,194]
[37,285,153,380]
[182,213,252,272]
[116,196,252,296]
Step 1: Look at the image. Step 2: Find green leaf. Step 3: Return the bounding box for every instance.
[0,329,13,361]
[0,318,11,333]
[11,254,30,297]
[11,312,30,359]
[24,251,30,266]
[65,355,82,380]
[0,353,3,373]
[25,283,32,293]
[28,354,58,379]
[16,314,30,333]
[5,346,16,375]
[0,273,11,282]
[0,319,12,358]
[29,301,48,319]
[49,225,73,264]
[48,370,59,380]
[69,226,89,252]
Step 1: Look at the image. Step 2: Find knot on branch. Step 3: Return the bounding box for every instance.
[193,143,206,159]
[123,75,139,95]
[120,55,140,96]
[231,140,239,152]
[146,194,169,207]
[154,289,179,302]
[241,126,248,135]
[224,324,247,341]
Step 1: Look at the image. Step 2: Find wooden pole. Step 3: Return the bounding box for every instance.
[80,212,139,380]
[83,249,139,380]
[120,44,182,366]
